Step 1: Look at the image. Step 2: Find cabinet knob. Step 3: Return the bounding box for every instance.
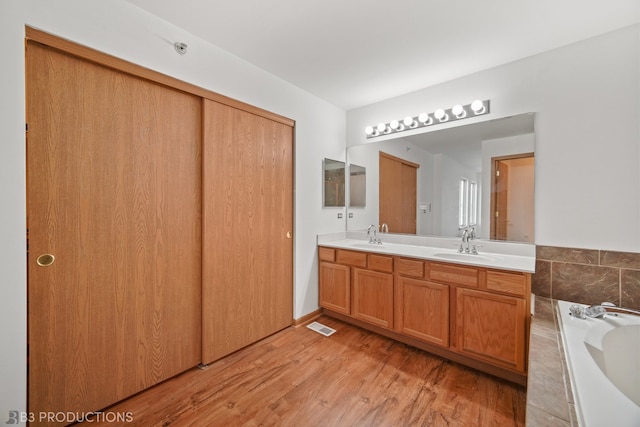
[36,254,55,267]
[286,232,292,239]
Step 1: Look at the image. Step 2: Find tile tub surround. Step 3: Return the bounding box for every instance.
[526,297,577,426]
[532,246,640,310]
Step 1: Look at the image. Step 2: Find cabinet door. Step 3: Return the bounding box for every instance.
[319,262,351,314]
[352,268,394,329]
[455,288,526,372]
[202,99,293,364]
[396,277,449,347]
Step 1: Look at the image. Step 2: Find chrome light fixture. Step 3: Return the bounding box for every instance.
[364,99,490,139]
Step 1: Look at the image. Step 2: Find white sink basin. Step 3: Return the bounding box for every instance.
[433,252,497,263]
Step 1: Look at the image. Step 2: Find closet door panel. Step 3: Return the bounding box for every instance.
[27,42,202,421]
[202,99,293,364]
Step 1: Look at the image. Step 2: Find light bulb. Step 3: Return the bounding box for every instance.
[403,116,415,127]
[471,100,485,114]
[390,120,400,130]
[365,126,374,136]
[452,104,466,118]
[377,123,387,133]
[434,108,448,122]
[418,113,431,125]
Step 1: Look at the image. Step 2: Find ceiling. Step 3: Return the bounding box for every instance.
[125,0,639,110]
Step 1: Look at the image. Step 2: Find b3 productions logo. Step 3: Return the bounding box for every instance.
[4,410,134,424]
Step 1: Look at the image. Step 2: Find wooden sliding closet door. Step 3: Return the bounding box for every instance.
[27,42,202,421]
[202,99,293,364]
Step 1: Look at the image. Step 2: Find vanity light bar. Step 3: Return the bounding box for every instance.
[365,99,490,138]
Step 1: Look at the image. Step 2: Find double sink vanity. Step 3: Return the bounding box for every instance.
[317,232,536,385]
[321,112,537,385]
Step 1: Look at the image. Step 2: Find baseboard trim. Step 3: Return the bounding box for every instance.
[292,309,323,327]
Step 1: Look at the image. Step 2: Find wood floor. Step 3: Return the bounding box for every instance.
[86,316,526,426]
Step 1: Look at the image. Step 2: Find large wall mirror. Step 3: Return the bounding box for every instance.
[346,113,535,243]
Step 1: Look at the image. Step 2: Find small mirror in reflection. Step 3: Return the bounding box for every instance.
[323,158,345,207]
[349,164,366,208]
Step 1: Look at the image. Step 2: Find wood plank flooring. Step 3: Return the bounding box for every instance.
[85,316,526,426]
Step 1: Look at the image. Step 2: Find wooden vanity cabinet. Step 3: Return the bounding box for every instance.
[455,287,526,371]
[352,268,394,329]
[453,269,529,372]
[319,248,394,328]
[395,258,449,347]
[319,262,351,315]
[318,246,532,385]
[318,248,350,314]
[395,276,449,346]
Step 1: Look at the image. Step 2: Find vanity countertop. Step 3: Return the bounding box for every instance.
[318,237,535,273]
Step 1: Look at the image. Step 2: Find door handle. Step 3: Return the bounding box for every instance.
[36,254,55,267]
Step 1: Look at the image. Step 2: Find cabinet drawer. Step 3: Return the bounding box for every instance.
[369,254,393,273]
[336,249,367,267]
[429,262,479,288]
[318,247,335,262]
[395,258,425,278]
[486,270,527,297]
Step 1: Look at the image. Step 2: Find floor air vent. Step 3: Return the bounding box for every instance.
[306,321,336,337]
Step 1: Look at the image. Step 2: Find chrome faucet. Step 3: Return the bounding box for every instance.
[570,302,640,319]
[459,226,479,254]
[367,224,379,244]
[459,228,470,253]
[584,302,640,318]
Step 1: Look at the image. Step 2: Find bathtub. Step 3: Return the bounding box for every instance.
[556,300,640,427]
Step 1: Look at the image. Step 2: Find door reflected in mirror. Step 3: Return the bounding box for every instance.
[491,154,534,242]
[379,152,418,234]
[346,113,535,243]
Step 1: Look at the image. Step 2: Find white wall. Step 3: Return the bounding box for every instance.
[1,0,346,419]
[348,24,640,251]
[0,1,28,423]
